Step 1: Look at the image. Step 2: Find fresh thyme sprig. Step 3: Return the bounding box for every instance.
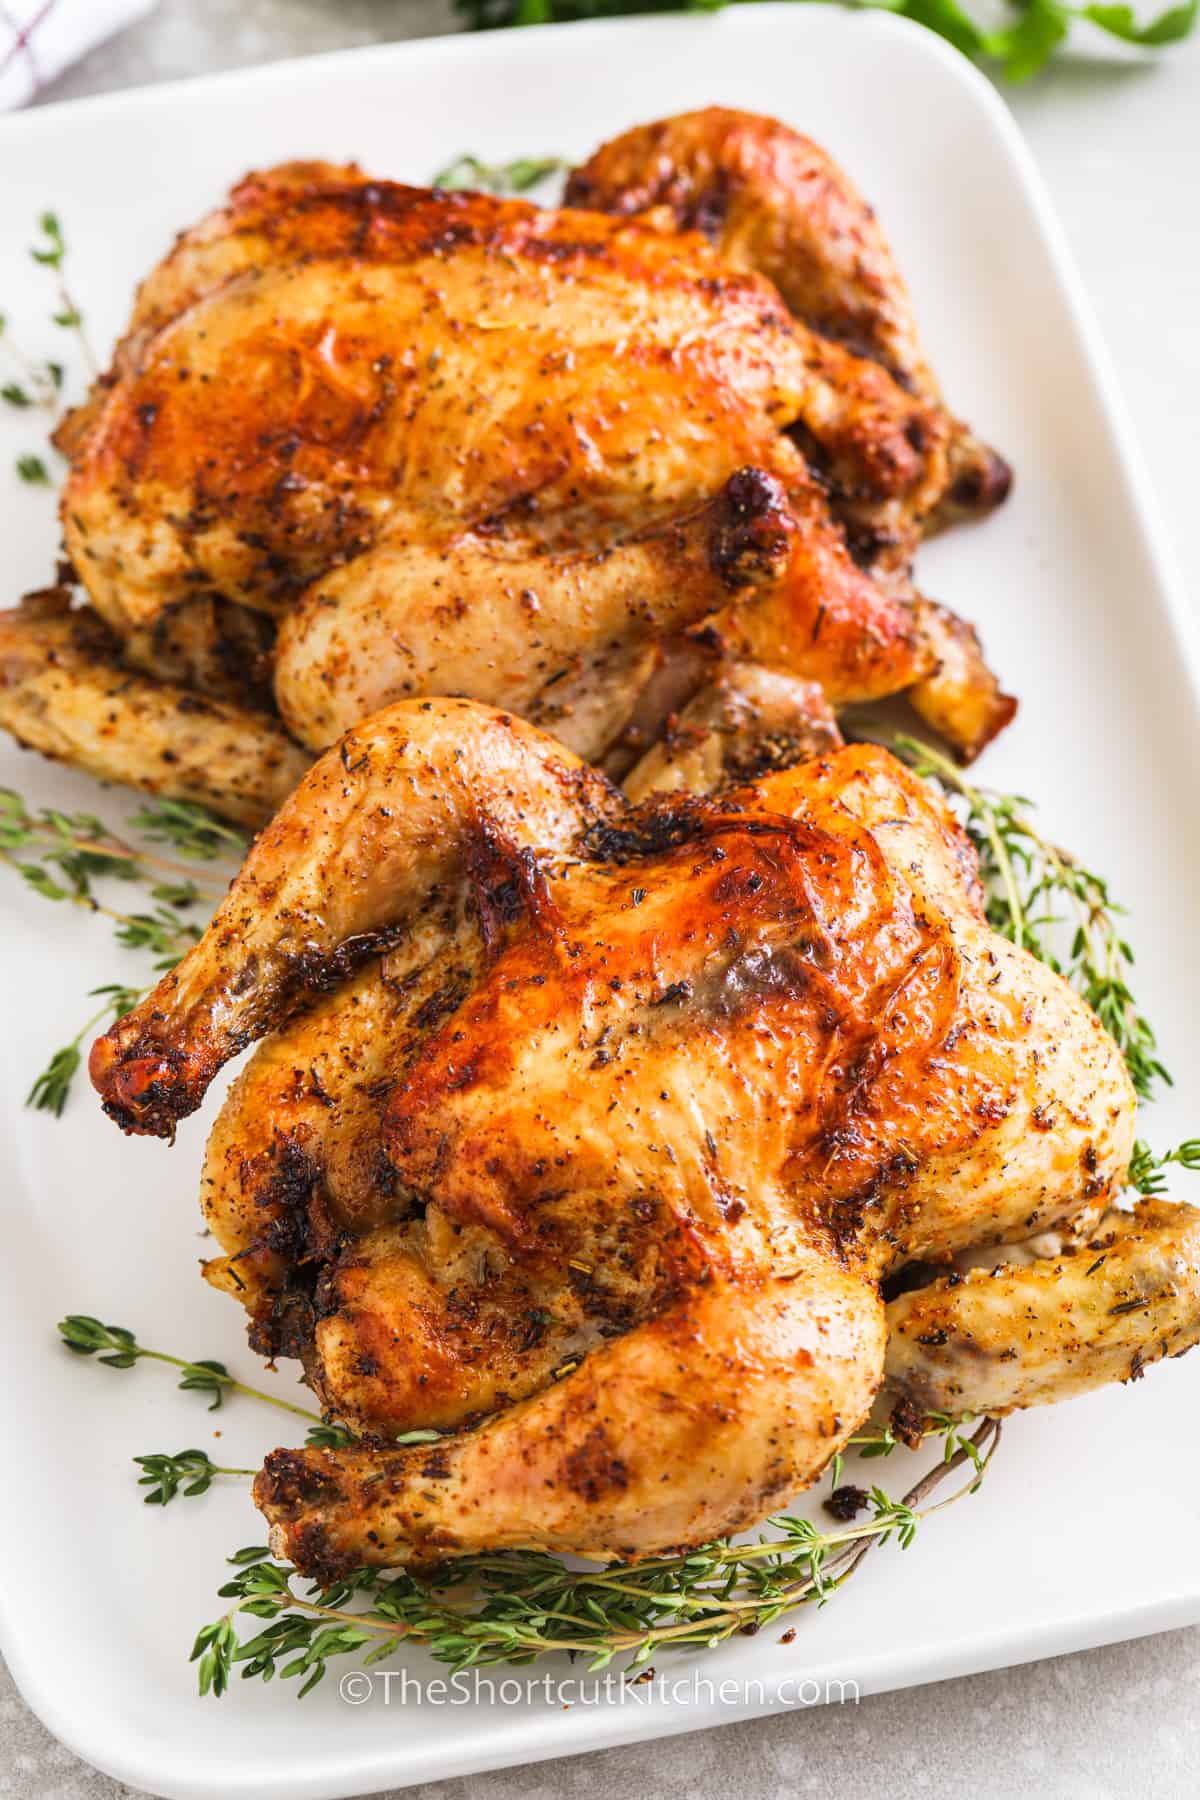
[125,796,251,863]
[828,1408,984,1493]
[0,309,63,414]
[135,1449,258,1506]
[887,736,1169,1100]
[303,1422,360,1451]
[431,153,568,194]
[4,211,89,482]
[0,789,240,891]
[27,983,145,1116]
[29,211,97,378]
[1127,1139,1200,1196]
[57,1315,320,1421]
[0,788,245,1113]
[53,1316,996,1680]
[192,1418,999,1696]
[133,1421,447,1507]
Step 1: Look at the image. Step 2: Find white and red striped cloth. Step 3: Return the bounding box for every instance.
[0,0,156,109]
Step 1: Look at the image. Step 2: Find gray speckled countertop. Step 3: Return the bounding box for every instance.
[7,6,1200,1795]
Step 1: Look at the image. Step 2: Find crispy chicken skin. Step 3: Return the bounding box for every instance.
[89,701,619,1134]
[886,1201,1200,1414]
[57,179,933,737]
[566,107,1013,530]
[0,591,309,827]
[89,698,1151,1577]
[1,110,1012,822]
[622,661,842,800]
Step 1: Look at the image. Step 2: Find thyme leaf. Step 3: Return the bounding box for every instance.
[135,1449,257,1506]
[27,986,144,1117]
[125,796,250,862]
[29,211,97,376]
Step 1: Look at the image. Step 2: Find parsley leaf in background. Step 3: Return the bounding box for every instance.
[454,0,1198,83]
[1079,0,1197,40]
[988,0,1071,82]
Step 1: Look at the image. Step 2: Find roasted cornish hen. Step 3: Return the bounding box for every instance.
[88,697,1199,1579]
[1,109,1012,826]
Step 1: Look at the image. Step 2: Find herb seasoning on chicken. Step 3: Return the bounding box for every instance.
[86,697,1197,1584]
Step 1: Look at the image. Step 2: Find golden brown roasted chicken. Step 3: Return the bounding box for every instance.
[1,108,1014,826]
[88,696,1198,1581]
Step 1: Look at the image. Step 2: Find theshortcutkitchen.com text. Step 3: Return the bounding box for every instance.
[338,1668,860,1709]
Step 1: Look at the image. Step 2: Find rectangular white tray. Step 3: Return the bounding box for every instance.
[2,10,1199,1797]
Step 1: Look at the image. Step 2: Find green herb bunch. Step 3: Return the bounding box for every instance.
[190,1419,999,1697]
[454,0,1197,86]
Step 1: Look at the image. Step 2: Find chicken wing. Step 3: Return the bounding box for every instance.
[886,1201,1200,1415]
[0,591,309,827]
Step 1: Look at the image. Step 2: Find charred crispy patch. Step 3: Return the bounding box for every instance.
[889,1392,927,1449]
[563,1424,630,1502]
[250,1133,346,1280]
[285,927,413,1000]
[89,1039,204,1139]
[256,1447,342,1511]
[581,797,711,865]
[707,466,795,591]
[250,1282,318,1363]
[464,828,556,958]
[286,1521,355,1586]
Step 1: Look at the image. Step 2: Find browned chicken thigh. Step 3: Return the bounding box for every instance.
[88,697,1197,1581]
[1,110,1013,824]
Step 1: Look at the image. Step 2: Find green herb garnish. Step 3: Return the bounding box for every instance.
[453,0,1197,86]
[1,789,246,1114]
[431,152,568,193]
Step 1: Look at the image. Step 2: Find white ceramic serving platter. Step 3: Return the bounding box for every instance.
[2,10,1199,1797]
